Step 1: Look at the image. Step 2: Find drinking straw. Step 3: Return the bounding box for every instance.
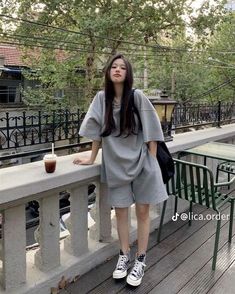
[52,143,54,155]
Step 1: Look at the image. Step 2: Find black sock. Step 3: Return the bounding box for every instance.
[120,249,130,256]
[137,253,146,262]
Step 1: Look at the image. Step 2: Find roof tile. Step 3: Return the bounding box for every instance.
[0,45,25,66]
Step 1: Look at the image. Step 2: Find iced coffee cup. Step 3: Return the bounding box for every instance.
[43,154,57,173]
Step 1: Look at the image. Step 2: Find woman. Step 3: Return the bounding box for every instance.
[73,53,168,287]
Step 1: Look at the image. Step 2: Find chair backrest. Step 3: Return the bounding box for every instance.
[166,159,217,210]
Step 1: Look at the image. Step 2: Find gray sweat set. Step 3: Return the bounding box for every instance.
[79,89,168,207]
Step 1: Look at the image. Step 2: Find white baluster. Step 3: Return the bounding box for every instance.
[34,193,60,271]
[89,182,112,242]
[1,205,26,290]
[64,185,88,256]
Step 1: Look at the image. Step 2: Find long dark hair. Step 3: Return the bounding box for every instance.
[101,53,138,137]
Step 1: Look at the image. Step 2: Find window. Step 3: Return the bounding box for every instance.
[9,87,17,102]
[0,86,19,103]
[0,86,7,103]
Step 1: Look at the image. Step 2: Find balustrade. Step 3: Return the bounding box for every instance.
[0,126,234,293]
[0,151,115,293]
[0,102,234,151]
[0,149,188,293]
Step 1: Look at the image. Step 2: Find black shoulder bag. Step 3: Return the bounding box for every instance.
[131,89,174,184]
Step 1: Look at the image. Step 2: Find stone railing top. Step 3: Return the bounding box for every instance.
[167,123,235,154]
[0,151,102,206]
[0,123,234,208]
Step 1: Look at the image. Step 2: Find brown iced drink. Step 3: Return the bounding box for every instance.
[43,154,57,173]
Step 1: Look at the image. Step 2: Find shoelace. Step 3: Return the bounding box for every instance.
[130,260,146,277]
[116,255,129,270]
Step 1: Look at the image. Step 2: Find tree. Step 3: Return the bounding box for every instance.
[204,11,235,102]
[0,0,227,108]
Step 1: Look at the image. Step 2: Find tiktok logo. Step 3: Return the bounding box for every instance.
[172,213,179,221]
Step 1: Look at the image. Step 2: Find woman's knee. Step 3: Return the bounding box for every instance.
[115,207,129,220]
[136,204,149,221]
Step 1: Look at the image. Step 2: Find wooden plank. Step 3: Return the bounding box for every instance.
[60,204,205,294]
[119,205,232,294]
[59,204,232,294]
[176,240,235,294]
[207,260,235,294]
[89,205,224,294]
[148,220,235,294]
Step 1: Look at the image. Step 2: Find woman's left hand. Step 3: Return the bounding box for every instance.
[73,156,94,165]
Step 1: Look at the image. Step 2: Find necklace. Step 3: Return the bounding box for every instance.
[114,96,121,104]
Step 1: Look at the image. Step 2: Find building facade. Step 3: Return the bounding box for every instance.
[0,45,27,106]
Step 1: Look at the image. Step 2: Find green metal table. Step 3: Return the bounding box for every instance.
[178,142,235,165]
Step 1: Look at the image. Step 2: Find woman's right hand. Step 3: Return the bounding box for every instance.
[73,156,94,165]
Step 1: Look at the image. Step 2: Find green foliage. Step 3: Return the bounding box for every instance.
[205,13,235,102]
[0,0,230,108]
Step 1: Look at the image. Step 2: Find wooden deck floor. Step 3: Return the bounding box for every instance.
[60,202,235,294]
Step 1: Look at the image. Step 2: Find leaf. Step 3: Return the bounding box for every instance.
[58,276,68,289]
[51,287,58,294]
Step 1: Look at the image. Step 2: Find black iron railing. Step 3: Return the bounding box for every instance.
[0,101,234,152]
[0,109,83,150]
[172,101,235,130]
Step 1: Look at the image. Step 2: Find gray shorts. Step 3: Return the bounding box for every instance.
[108,152,168,208]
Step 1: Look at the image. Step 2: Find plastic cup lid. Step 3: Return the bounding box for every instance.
[43,154,57,160]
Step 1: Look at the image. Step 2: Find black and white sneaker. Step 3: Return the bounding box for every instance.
[126,254,146,286]
[113,250,130,279]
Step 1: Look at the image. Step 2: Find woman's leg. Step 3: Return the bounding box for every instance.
[115,207,130,253]
[135,203,150,254]
[113,207,130,279]
[126,203,149,286]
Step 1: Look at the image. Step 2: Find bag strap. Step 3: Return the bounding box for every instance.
[130,89,142,130]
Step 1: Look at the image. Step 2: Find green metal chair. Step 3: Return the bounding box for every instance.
[216,161,235,189]
[157,158,235,270]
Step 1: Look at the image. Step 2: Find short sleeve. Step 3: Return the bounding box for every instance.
[134,89,164,143]
[79,93,102,141]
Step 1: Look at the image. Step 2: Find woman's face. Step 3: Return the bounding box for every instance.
[110,58,127,84]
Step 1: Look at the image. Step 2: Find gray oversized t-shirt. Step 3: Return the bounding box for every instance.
[79,89,164,188]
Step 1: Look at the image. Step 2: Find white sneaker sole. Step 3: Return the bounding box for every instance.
[113,270,127,279]
[126,275,142,286]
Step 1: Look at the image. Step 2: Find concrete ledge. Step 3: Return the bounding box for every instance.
[0,152,100,205]
[0,124,234,294]
[1,124,234,205]
[167,123,235,154]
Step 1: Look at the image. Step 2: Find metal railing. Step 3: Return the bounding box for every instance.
[0,101,234,153]
[172,101,235,130]
[0,109,83,150]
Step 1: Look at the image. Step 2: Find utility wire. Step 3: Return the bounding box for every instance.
[0,40,113,54]
[0,14,164,50]
[1,40,235,71]
[0,33,175,57]
[2,14,235,55]
[1,35,95,53]
[1,32,159,54]
[156,58,235,70]
[191,77,235,100]
[0,34,233,66]
[1,32,172,56]
[131,53,235,70]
